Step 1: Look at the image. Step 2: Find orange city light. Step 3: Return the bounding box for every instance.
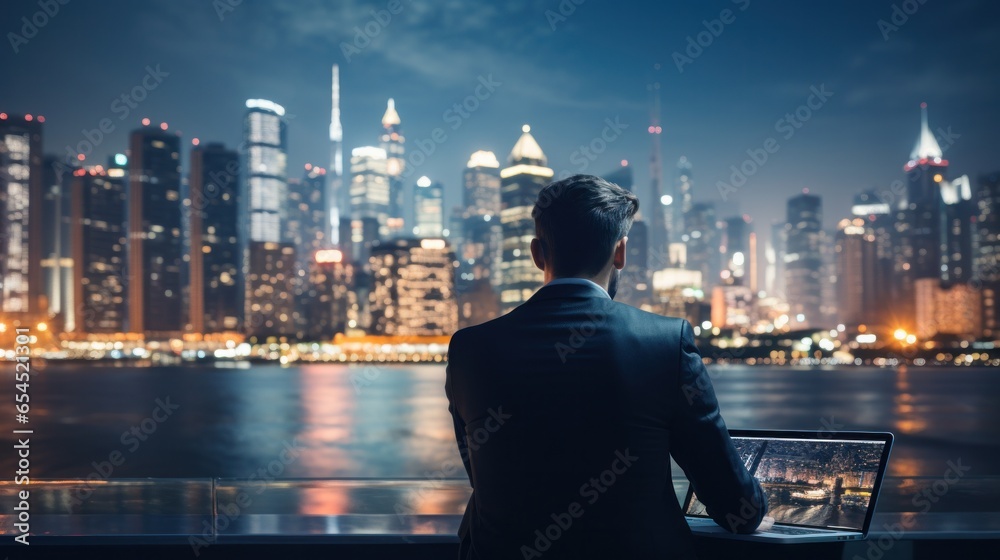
[315,249,343,264]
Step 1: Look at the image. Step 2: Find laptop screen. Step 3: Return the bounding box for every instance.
[685,435,889,531]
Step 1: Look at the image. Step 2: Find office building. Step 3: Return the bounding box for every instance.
[349,146,390,262]
[722,215,751,286]
[379,98,406,237]
[499,125,553,313]
[914,278,982,341]
[784,192,823,329]
[70,164,127,333]
[188,142,241,334]
[414,176,444,238]
[126,123,184,335]
[894,103,948,323]
[684,202,720,292]
[976,172,1000,339]
[0,113,44,316]
[369,238,458,336]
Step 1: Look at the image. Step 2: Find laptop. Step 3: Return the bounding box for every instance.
[684,429,893,543]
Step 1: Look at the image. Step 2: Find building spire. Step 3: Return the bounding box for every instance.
[910,102,943,161]
[508,124,547,165]
[382,98,401,128]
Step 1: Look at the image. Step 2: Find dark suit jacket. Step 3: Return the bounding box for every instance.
[445,281,768,559]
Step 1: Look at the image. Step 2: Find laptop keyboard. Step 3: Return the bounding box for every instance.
[767,525,828,535]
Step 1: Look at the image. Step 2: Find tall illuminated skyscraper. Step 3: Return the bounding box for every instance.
[785,191,823,329]
[414,176,444,238]
[329,64,344,247]
[379,98,406,237]
[242,99,295,338]
[244,99,287,243]
[349,146,390,263]
[0,113,44,316]
[458,151,502,326]
[125,122,184,335]
[499,125,553,313]
[940,175,974,285]
[894,103,948,324]
[71,163,127,333]
[188,142,241,334]
[676,156,693,216]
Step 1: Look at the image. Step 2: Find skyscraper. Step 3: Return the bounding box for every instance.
[975,171,1000,339]
[684,202,720,292]
[764,221,786,299]
[244,99,288,244]
[785,191,823,329]
[499,125,553,313]
[647,81,668,256]
[70,164,127,333]
[940,175,975,285]
[379,98,406,237]
[286,164,329,269]
[348,146,390,262]
[850,190,895,328]
[458,151,502,326]
[126,122,184,335]
[464,150,502,217]
[603,162,650,308]
[721,215,751,286]
[0,113,44,316]
[895,103,948,324]
[835,218,878,328]
[369,238,457,336]
[243,99,295,338]
[329,64,344,247]
[188,142,241,334]
[414,176,444,238]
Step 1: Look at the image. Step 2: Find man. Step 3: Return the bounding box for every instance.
[446,175,770,559]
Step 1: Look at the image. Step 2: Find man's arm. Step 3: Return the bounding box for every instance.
[445,330,473,487]
[669,320,768,534]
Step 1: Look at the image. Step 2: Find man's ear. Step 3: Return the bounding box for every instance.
[613,236,627,270]
[530,237,546,271]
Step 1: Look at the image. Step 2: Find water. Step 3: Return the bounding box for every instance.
[5,363,999,480]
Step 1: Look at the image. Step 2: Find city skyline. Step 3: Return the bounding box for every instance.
[2,0,999,251]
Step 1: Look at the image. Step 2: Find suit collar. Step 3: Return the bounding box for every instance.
[527,280,611,302]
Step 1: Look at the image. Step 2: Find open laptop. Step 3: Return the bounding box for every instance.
[684,429,893,543]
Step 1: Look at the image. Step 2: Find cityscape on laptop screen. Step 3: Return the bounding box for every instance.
[687,437,887,530]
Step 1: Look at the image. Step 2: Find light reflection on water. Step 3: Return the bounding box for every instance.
[4,363,998,480]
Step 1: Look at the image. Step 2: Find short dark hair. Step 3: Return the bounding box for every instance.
[532,174,639,277]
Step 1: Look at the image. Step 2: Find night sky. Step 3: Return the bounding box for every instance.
[2,0,999,248]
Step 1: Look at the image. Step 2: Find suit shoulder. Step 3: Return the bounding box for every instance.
[617,304,688,333]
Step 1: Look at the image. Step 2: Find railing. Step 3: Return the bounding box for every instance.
[2,477,999,543]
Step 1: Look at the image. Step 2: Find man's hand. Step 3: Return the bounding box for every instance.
[755,516,775,533]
